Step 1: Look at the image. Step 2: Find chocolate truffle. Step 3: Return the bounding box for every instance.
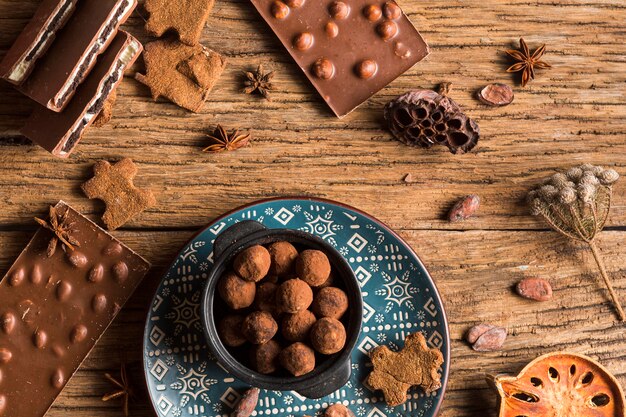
[296,250,331,287]
[233,245,272,282]
[325,404,356,417]
[282,310,317,342]
[280,342,316,376]
[217,315,246,347]
[276,278,313,313]
[310,317,346,355]
[218,271,256,310]
[242,311,278,345]
[267,241,299,276]
[317,270,335,289]
[255,282,279,314]
[251,340,282,374]
[312,287,348,319]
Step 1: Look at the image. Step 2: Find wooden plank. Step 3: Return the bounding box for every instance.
[1,229,624,416]
[0,0,624,230]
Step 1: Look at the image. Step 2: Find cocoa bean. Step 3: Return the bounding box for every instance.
[448,195,480,222]
[477,83,514,106]
[325,403,356,417]
[465,324,507,352]
[516,277,552,301]
[234,387,260,417]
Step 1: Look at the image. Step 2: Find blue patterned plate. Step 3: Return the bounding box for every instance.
[143,198,450,417]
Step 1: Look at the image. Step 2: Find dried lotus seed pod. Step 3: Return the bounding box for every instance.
[384,89,479,154]
[599,169,619,185]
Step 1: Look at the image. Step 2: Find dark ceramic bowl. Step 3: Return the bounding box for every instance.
[200,220,363,398]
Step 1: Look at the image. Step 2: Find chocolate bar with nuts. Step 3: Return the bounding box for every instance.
[250,0,429,117]
[17,0,137,112]
[0,0,77,85]
[20,31,142,158]
[0,201,150,417]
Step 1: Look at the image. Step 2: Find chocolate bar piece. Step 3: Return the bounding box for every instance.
[20,31,142,158]
[250,0,429,117]
[17,0,137,112]
[0,201,150,417]
[0,0,77,85]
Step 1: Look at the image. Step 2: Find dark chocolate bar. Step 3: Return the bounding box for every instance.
[17,0,137,112]
[0,0,77,85]
[250,0,429,117]
[20,31,142,158]
[0,201,150,417]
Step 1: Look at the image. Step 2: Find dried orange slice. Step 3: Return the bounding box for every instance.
[490,352,625,417]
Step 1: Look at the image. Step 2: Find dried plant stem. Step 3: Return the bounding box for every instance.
[588,239,625,321]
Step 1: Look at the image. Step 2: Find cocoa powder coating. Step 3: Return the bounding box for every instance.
[276,278,313,313]
[312,287,348,319]
[217,315,246,347]
[310,317,346,354]
[296,249,331,287]
[251,340,282,374]
[282,310,317,342]
[233,245,271,282]
[217,271,256,310]
[267,241,298,276]
[280,342,316,376]
[242,311,278,345]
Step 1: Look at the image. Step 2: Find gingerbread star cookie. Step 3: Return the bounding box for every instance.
[144,0,216,45]
[135,39,226,112]
[367,332,444,406]
[81,158,156,230]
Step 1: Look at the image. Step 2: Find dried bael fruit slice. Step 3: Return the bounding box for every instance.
[489,352,625,417]
[384,86,479,154]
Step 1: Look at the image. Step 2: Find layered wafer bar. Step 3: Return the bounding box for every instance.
[0,0,77,85]
[21,31,142,158]
[0,201,150,417]
[17,0,137,112]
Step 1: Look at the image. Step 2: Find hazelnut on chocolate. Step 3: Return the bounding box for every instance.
[363,4,382,21]
[355,60,378,80]
[242,311,278,345]
[382,1,401,19]
[282,310,317,342]
[296,250,331,287]
[376,20,398,40]
[255,282,279,313]
[233,245,271,282]
[293,33,314,51]
[251,340,282,374]
[218,272,256,310]
[280,342,316,376]
[271,0,290,19]
[312,58,335,80]
[328,1,350,19]
[310,317,346,355]
[276,278,313,313]
[312,287,348,319]
[267,241,299,275]
[285,0,305,7]
[325,22,339,38]
[217,315,246,347]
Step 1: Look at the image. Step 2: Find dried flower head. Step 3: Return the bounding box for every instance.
[528,164,623,320]
[202,125,251,153]
[242,64,275,100]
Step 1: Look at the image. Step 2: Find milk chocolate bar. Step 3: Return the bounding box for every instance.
[17,0,137,112]
[0,201,150,417]
[250,0,429,117]
[21,31,142,158]
[0,0,77,85]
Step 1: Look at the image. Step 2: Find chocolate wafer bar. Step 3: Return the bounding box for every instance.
[17,0,137,112]
[0,201,150,417]
[20,31,142,158]
[250,0,429,117]
[0,0,77,85]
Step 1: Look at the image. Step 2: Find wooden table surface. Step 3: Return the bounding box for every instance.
[1,0,625,416]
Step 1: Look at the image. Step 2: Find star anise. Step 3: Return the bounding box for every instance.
[202,125,251,153]
[34,205,80,257]
[242,64,275,100]
[102,363,134,417]
[506,38,551,87]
